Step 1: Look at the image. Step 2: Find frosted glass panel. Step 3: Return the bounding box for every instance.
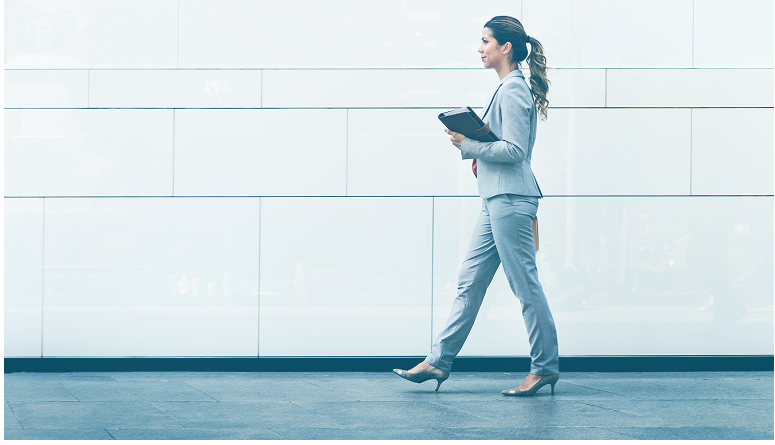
[90,70,263,108]
[523,0,693,68]
[4,198,45,357]
[4,70,88,108]
[41,197,260,357]
[694,0,774,68]
[692,109,774,195]
[174,109,347,196]
[262,68,606,109]
[260,197,433,356]
[531,109,691,196]
[347,109,478,196]
[179,0,520,68]
[607,69,774,107]
[4,109,173,197]
[263,69,493,108]
[5,0,178,68]
[546,69,606,107]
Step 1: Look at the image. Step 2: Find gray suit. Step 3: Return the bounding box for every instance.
[460,69,543,199]
[425,69,559,375]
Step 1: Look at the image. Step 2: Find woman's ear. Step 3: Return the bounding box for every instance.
[502,41,512,55]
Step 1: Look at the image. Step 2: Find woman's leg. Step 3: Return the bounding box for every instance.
[425,200,502,371]
[488,194,559,375]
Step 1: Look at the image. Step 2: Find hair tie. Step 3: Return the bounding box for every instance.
[525,35,531,43]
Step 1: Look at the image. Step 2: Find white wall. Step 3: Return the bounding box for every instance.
[5,0,773,358]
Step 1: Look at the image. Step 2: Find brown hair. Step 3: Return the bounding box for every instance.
[484,16,550,120]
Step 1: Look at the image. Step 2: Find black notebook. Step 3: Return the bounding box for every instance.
[438,107,499,142]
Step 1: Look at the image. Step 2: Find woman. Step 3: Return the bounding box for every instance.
[394,16,559,396]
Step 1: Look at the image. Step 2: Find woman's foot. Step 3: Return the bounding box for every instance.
[502,373,559,396]
[393,361,450,391]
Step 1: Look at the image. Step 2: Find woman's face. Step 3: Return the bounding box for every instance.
[479,27,507,69]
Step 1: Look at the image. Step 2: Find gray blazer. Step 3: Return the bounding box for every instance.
[460,69,543,199]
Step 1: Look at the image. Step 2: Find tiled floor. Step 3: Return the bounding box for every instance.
[4,371,773,440]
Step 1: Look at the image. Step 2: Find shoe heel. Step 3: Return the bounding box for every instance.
[550,382,555,395]
[435,378,446,391]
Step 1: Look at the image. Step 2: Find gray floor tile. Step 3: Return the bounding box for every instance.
[181,379,358,402]
[4,401,23,430]
[109,372,260,382]
[433,398,655,428]
[691,372,773,380]
[4,380,79,402]
[726,398,775,413]
[582,399,774,429]
[268,427,437,440]
[107,428,283,440]
[5,371,773,440]
[438,427,636,440]
[6,372,116,382]
[273,427,632,440]
[3,429,114,440]
[557,371,773,380]
[283,372,407,381]
[291,400,500,429]
[565,376,775,400]
[609,426,775,440]
[8,401,183,429]
[446,372,631,398]
[437,379,623,401]
[309,378,495,402]
[150,401,345,429]
[59,380,216,402]
[112,372,330,383]
[423,372,524,381]
[272,426,635,440]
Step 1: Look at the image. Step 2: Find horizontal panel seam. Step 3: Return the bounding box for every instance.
[4,67,774,70]
[4,195,774,199]
[5,107,774,110]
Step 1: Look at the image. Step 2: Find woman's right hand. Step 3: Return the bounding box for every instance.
[445,129,465,150]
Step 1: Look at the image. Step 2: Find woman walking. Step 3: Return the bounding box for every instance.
[394,16,559,396]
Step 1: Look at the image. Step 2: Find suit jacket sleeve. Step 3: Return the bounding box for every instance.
[459,82,531,163]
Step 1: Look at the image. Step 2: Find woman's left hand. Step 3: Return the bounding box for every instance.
[445,129,465,150]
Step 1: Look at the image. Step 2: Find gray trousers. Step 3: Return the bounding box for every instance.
[426,194,559,375]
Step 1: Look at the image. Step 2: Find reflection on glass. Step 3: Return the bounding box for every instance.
[43,198,260,307]
[535,197,773,323]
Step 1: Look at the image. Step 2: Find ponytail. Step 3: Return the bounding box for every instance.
[484,16,551,120]
[526,37,550,121]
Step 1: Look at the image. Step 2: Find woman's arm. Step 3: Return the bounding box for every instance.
[458,83,532,163]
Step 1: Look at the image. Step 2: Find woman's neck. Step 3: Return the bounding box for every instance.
[496,61,518,80]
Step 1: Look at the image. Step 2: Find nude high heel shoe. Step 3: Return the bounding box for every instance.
[393,361,450,391]
[502,373,559,396]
